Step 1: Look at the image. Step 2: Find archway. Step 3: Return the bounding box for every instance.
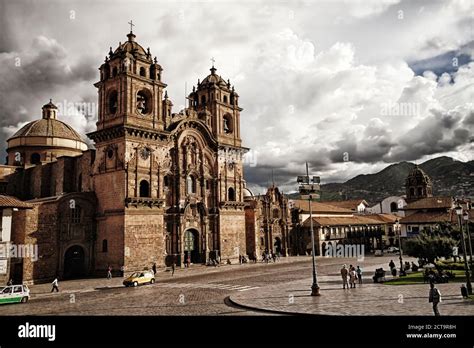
[184,229,200,264]
[274,237,282,254]
[64,245,86,279]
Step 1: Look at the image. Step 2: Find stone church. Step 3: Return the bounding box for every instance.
[0,29,290,283]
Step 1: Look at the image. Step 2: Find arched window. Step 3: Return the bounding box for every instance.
[140,67,146,77]
[410,188,415,196]
[30,153,41,165]
[390,202,397,212]
[150,65,156,80]
[112,67,118,77]
[108,90,118,115]
[139,180,150,197]
[228,187,236,201]
[103,64,110,80]
[223,114,233,134]
[223,95,228,103]
[201,95,206,105]
[417,187,423,196]
[187,175,196,194]
[164,175,169,188]
[102,240,108,253]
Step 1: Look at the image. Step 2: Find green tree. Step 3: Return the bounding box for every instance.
[405,231,457,265]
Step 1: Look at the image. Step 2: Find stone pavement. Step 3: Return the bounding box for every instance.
[24,255,312,300]
[229,263,474,316]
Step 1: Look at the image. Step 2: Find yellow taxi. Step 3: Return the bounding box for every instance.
[123,271,155,287]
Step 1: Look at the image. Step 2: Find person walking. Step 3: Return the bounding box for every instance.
[428,282,442,316]
[107,266,112,280]
[356,266,363,284]
[389,260,395,270]
[7,279,13,286]
[340,264,349,289]
[152,263,157,275]
[171,262,175,276]
[51,277,59,293]
[120,265,125,277]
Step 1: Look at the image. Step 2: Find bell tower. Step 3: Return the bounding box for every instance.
[95,28,167,133]
[188,63,242,148]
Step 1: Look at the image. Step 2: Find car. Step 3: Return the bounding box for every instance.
[374,249,383,256]
[0,284,30,304]
[386,246,400,253]
[123,271,155,287]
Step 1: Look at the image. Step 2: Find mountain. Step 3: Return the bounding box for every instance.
[315,156,474,204]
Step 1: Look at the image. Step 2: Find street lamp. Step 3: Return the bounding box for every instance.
[455,202,472,295]
[463,211,473,267]
[395,219,404,275]
[297,162,321,296]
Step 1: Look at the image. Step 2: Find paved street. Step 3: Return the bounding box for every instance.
[1,255,471,316]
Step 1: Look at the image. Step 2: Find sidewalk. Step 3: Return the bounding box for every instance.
[229,263,474,316]
[27,256,312,300]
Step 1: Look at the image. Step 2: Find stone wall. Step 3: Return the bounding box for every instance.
[219,209,246,263]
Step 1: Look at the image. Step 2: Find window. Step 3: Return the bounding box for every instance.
[164,175,169,188]
[223,95,228,103]
[410,188,415,196]
[71,206,82,224]
[201,95,206,105]
[390,202,397,212]
[140,67,146,77]
[13,286,22,293]
[187,175,196,194]
[139,180,150,197]
[102,240,108,252]
[417,187,423,196]
[30,153,41,165]
[108,90,118,114]
[273,209,279,219]
[223,114,233,134]
[228,187,235,201]
[112,67,118,77]
[136,89,152,114]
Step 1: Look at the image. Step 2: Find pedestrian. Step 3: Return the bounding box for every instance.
[461,284,468,299]
[120,265,125,277]
[51,277,59,293]
[171,262,176,276]
[428,282,442,316]
[272,253,276,263]
[389,260,395,270]
[349,268,357,288]
[107,265,112,280]
[340,264,349,289]
[7,279,13,286]
[152,263,157,275]
[356,266,362,284]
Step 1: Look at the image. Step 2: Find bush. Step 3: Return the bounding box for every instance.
[435,261,466,271]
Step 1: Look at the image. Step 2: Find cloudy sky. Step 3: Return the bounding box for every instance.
[0,0,473,194]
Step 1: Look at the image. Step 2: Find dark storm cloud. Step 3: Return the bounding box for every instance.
[0,36,97,157]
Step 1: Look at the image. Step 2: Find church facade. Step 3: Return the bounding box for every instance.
[0,30,283,284]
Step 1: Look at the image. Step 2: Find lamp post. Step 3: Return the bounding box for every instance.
[455,203,472,295]
[395,219,404,275]
[297,163,321,296]
[463,211,473,267]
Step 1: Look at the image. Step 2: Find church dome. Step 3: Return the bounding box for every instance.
[200,66,229,89]
[7,100,88,166]
[112,32,150,61]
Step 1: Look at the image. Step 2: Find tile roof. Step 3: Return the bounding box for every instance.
[400,211,453,224]
[404,196,453,210]
[0,195,33,209]
[303,214,389,227]
[290,199,353,214]
[320,199,369,210]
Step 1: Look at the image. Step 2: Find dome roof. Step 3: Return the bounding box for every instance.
[112,32,150,61]
[243,187,254,199]
[10,118,84,142]
[406,165,432,186]
[200,66,229,89]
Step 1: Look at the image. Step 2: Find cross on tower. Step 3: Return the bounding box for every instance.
[128,20,135,32]
[211,57,216,67]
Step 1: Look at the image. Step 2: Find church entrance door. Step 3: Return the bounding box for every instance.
[184,229,200,264]
[64,245,86,279]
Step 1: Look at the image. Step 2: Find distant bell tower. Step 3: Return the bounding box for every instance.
[405,165,433,202]
[188,61,242,148]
